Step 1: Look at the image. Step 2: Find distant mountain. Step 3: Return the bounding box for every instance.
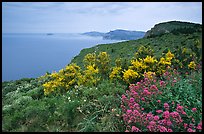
[81,31,105,37]
[144,21,202,38]
[82,29,146,40]
[103,29,145,40]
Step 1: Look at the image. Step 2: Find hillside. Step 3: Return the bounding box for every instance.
[71,32,202,69]
[2,21,202,132]
[144,21,202,38]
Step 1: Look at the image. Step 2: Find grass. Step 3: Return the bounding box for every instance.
[2,30,202,132]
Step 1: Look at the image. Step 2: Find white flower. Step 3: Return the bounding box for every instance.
[84,100,86,102]
[68,97,70,100]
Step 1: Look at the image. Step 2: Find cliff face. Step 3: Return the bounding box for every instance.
[144,21,202,38]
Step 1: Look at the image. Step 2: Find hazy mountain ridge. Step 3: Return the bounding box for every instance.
[82,29,145,40]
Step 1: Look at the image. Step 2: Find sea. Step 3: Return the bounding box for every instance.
[2,33,123,82]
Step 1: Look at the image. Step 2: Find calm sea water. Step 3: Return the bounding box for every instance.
[2,33,122,82]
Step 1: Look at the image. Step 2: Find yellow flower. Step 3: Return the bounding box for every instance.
[165,50,174,60]
[144,71,156,80]
[188,61,196,69]
[158,57,171,65]
[109,66,122,80]
[123,69,139,84]
[143,56,158,64]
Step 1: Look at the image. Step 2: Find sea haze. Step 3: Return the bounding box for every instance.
[2,33,122,82]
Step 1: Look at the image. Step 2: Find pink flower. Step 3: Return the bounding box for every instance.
[141,97,145,101]
[131,126,140,132]
[156,110,163,114]
[182,111,186,115]
[189,123,195,128]
[154,116,159,121]
[187,128,195,132]
[167,129,173,132]
[141,108,144,111]
[192,108,197,112]
[184,123,188,128]
[125,130,129,132]
[129,97,134,103]
[157,100,161,103]
[164,103,169,110]
[127,110,132,114]
[163,111,170,119]
[166,120,172,126]
[150,85,158,90]
[159,126,167,132]
[197,125,202,130]
[149,121,156,126]
[173,79,177,83]
[159,81,165,87]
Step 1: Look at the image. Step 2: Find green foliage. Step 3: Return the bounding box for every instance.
[2,23,202,132]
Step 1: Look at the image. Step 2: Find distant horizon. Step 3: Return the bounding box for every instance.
[3,2,202,33]
[2,20,202,34]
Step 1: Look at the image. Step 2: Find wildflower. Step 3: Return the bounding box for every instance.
[188,61,196,70]
[182,111,186,115]
[125,130,129,132]
[164,103,169,110]
[149,121,156,126]
[159,80,165,87]
[158,126,167,132]
[123,69,139,84]
[156,110,163,114]
[192,108,197,112]
[84,100,86,102]
[132,126,140,132]
[184,123,188,128]
[166,120,172,126]
[187,128,195,132]
[168,129,173,132]
[150,85,158,91]
[163,111,170,119]
[141,97,145,101]
[129,97,135,103]
[154,116,159,121]
[127,110,132,114]
[197,121,202,130]
[157,100,161,103]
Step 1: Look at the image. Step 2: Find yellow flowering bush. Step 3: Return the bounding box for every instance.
[83,53,96,67]
[188,61,196,70]
[109,66,122,81]
[42,63,82,95]
[134,45,154,59]
[97,52,110,75]
[165,50,174,61]
[123,69,139,84]
[82,64,100,86]
[144,71,156,80]
[143,56,158,64]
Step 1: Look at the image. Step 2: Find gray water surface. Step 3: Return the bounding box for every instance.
[2,33,122,81]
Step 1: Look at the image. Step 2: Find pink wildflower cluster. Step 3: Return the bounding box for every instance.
[122,98,187,132]
[121,72,202,132]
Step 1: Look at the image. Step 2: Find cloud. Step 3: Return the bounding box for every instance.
[2,2,202,33]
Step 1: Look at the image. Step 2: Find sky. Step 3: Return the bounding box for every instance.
[2,2,202,33]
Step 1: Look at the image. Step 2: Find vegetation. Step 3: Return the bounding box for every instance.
[2,21,202,132]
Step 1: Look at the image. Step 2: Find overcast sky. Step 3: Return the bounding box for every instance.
[2,2,202,33]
